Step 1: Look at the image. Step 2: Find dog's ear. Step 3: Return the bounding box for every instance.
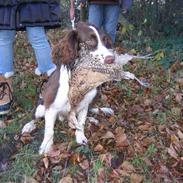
[102,33,113,49]
[52,30,79,67]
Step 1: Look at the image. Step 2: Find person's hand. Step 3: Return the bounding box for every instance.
[79,0,87,5]
[70,6,75,20]
[122,8,128,15]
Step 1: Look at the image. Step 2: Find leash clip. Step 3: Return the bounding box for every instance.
[71,17,76,30]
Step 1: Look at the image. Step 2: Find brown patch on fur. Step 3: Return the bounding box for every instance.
[42,69,60,108]
[52,22,113,68]
[52,30,79,68]
[101,32,113,49]
[76,22,113,49]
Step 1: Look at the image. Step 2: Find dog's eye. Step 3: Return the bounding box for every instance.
[102,35,113,49]
[86,36,97,50]
[86,40,95,46]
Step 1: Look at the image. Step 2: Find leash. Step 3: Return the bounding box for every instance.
[71,17,76,30]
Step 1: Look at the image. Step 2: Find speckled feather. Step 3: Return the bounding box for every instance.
[69,44,125,108]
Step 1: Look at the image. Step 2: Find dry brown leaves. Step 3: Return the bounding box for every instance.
[4,32,182,182]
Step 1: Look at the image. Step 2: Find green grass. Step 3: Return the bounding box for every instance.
[145,144,157,158]
[132,154,151,181]
[13,74,36,110]
[87,159,104,183]
[0,31,182,183]
[155,112,167,124]
[0,145,38,183]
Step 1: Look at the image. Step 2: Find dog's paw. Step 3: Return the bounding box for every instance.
[58,114,64,122]
[22,120,36,134]
[75,130,88,145]
[39,140,53,154]
[87,117,99,125]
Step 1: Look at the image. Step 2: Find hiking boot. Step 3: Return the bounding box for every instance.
[0,76,13,115]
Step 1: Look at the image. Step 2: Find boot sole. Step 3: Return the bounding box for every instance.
[0,109,10,115]
[0,102,11,115]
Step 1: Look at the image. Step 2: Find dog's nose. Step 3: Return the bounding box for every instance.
[104,55,115,64]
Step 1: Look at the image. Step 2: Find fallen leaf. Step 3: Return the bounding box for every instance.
[97,168,105,183]
[108,116,116,124]
[108,169,121,182]
[144,99,152,106]
[120,161,135,173]
[58,176,73,183]
[174,92,183,104]
[24,176,38,183]
[142,157,152,167]
[117,169,130,177]
[176,78,183,85]
[100,153,112,167]
[102,131,115,139]
[75,171,86,182]
[171,134,179,142]
[138,123,151,131]
[143,137,156,146]
[94,144,104,152]
[79,159,90,170]
[42,156,49,169]
[130,173,144,183]
[158,125,166,134]
[167,145,178,160]
[159,165,169,175]
[146,46,152,53]
[70,153,81,165]
[115,127,129,148]
[0,120,6,128]
[177,130,183,140]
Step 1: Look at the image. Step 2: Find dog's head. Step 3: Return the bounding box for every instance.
[52,22,115,67]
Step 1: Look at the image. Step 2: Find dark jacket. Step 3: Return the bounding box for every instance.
[88,0,119,4]
[85,0,132,9]
[0,0,61,30]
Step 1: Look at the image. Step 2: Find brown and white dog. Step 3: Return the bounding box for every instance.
[22,22,151,154]
[22,22,117,154]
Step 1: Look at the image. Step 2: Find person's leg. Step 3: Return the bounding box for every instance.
[88,4,104,29]
[103,5,120,43]
[0,30,15,77]
[26,27,56,76]
[0,30,15,115]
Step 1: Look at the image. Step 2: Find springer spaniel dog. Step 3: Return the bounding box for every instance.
[22,22,116,154]
[22,22,151,154]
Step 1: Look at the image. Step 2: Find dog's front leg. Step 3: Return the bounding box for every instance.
[39,108,57,154]
[75,108,88,145]
[22,120,36,134]
[68,110,78,129]
[68,110,88,145]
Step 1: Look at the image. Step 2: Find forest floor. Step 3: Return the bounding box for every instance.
[0,29,182,183]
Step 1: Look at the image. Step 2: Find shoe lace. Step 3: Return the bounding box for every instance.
[0,82,13,101]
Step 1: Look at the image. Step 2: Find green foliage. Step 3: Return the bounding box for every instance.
[87,159,105,183]
[145,144,157,157]
[151,37,183,68]
[0,146,37,183]
[132,154,149,174]
[155,112,167,124]
[117,35,183,69]
[13,74,36,110]
[75,145,94,159]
